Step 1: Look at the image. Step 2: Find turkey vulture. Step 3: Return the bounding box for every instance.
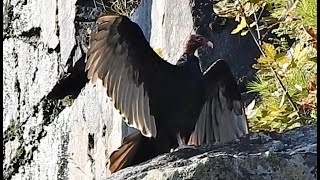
[85,15,248,173]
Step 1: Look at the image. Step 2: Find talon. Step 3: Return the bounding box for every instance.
[174,132,196,151]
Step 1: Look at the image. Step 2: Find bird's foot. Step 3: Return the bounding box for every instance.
[172,132,196,152]
[172,144,196,152]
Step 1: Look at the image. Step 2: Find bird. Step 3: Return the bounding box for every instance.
[85,14,248,173]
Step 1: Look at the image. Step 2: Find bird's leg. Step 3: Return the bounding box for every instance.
[173,132,195,151]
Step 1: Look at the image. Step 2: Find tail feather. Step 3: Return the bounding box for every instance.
[108,130,175,173]
[108,131,142,173]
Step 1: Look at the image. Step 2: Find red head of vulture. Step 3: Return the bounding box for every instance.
[85,15,248,173]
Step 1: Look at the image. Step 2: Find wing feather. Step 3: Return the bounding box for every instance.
[124,72,134,120]
[107,66,117,99]
[94,47,114,79]
[91,29,109,41]
[86,15,179,138]
[86,48,105,80]
[136,86,145,133]
[87,30,109,55]
[138,85,148,135]
[117,65,128,113]
[124,75,134,125]
[114,63,125,110]
[188,59,248,146]
[144,93,157,134]
[133,90,140,130]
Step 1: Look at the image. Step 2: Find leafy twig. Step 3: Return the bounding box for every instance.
[270,66,299,112]
[236,0,300,116]
[253,12,261,45]
[257,4,265,21]
[260,0,301,41]
[260,22,280,41]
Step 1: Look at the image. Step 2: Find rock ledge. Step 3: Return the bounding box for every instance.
[108,125,317,180]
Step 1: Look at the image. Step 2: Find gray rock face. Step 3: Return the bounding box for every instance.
[3,0,314,180]
[107,125,317,180]
[3,0,195,179]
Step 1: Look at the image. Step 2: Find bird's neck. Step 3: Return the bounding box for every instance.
[184,40,201,54]
[179,53,202,77]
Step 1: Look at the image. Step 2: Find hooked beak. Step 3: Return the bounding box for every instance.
[207,41,214,48]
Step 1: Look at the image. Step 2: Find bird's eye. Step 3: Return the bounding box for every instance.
[195,36,203,41]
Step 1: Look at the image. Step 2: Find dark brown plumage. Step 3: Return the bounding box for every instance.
[85,14,248,173]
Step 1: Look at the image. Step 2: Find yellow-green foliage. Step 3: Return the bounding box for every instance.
[248,42,317,132]
[155,48,164,58]
[213,0,317,132]
[296,0,317,30]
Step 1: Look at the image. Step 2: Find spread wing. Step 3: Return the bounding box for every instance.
[188,59,248,145]
[85,15,177,138]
